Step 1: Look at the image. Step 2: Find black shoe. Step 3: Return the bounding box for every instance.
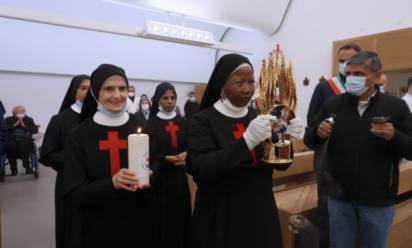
[24,169,34,174]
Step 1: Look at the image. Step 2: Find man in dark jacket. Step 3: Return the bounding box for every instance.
[305,43,361,248]
[305,51,412,248]
[5,105,38,175]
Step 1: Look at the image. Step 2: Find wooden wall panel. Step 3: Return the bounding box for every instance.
[194,84,207,103]
[377,29,412,71]
[332,27,412,75]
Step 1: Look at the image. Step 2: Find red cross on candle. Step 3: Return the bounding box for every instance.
[233,123,257,164]
[99,131,128,176]
[165,121,179,148]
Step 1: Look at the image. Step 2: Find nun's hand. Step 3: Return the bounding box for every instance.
[243,115,277,150]
[286,117,304,139]
[112,168,139,191]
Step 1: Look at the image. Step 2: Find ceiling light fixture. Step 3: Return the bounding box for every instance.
[143,20,216,45]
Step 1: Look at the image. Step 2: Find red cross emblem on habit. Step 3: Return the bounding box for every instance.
[99,131,128,176]
[233,123,257,164]
[165,121,179,148]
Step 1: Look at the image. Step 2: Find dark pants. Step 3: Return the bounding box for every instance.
[313,150,330,248]
[6,139,32,172]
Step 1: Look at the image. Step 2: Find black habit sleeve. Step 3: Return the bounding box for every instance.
[63,130,117,206]
[40,115,64,171]
[188,113,256,184]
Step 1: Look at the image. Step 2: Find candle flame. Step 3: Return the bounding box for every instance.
[137,127,142,133]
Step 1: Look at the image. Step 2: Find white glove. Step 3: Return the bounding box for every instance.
[243,115,277,150]
[286,117,304,139]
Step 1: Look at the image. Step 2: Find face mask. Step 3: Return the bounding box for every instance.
[222,98,247,113]
[221,90,248,113]
[91,88,126,117]
[141,104,150,111]
[159,105,175,115]
[97,104,126,118]
[189,96,196,102]
[346,74,373,96]
[378,85,385,93]
[128,92,135,97]
[338,62,347,76]
[75,100,83,109]
[17,113,25,118]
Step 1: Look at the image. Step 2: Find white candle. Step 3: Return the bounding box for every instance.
[128,131,150,188]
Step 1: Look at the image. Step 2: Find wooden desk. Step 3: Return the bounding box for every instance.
[275,183,318,248]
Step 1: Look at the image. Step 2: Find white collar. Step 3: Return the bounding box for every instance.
[213,100,248,118]
[70,103,81,114]
[93,111,129,126]
[157,110,176,120]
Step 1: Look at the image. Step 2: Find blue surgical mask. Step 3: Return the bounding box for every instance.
[346,75,373,96]
[338,62,347,76]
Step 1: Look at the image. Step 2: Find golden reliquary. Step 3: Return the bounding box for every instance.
[255,44,297,170]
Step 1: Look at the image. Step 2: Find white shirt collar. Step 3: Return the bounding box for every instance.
[156,110,177,120]
[70,103,82,114]
[213,100,248,118]
[93,111,129,126]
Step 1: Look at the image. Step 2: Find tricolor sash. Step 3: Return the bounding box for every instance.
[327,75,346,96]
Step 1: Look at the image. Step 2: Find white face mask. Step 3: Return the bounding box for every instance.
[141,104,150,111]
[222,98,246,113]
[338,62,347,76]
[221,90,248,113]
[189,96,196,102]
[91,89,126,117]
[378,85,385,93]
[128,92,135,97]
[159,105,175,115]
[75,100,83,109]
[17,113,25,118]
[346,74,374,96]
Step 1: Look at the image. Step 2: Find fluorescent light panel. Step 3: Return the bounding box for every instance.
[143,20,216,45]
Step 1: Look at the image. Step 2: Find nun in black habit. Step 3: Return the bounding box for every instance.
[145,82,191,248]
[39,74,90,248]
[62,64,148,248]
[187,53,285,248]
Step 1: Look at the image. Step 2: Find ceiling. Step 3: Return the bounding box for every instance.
[105,0,291,34]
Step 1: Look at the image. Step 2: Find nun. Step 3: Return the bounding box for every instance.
[40,74,90,248]
[187,53,303,248]
[62,64,148,248]
[145,82,191,248]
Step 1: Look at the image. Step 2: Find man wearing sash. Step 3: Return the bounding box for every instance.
[305,43,361,248]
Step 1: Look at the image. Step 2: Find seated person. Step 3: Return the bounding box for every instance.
[5,105,38,175]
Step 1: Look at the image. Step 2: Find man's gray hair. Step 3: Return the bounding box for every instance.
[346,51,382,73]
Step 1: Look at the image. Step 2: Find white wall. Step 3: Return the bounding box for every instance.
[224,0,412,125]
[2,0,412,130]
[0,71,195,132]
[0,0,230,131]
